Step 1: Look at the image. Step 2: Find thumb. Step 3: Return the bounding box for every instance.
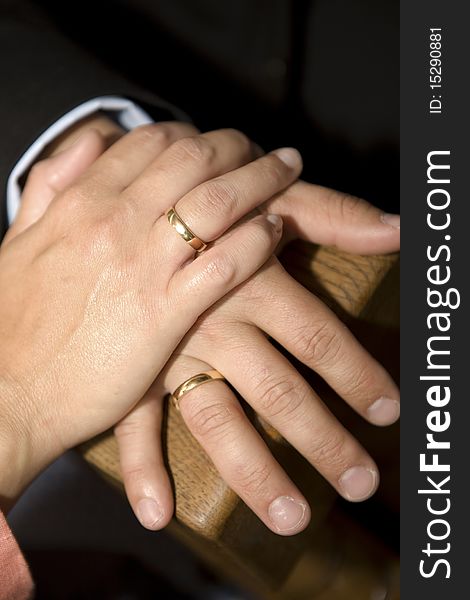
[266,180,400,255]
[6,129,106,242]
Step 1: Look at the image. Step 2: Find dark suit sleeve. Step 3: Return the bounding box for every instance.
[0,0,189,235]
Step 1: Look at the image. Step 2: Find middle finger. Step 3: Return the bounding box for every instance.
[198,324,380,502]
[123,128,260,216]
[163,356,311,536]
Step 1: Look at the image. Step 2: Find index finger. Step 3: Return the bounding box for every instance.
[265,180,400,255]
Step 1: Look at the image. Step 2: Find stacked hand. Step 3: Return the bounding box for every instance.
[0,120,399,536]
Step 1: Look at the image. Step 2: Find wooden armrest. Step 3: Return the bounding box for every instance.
[79,242,399,594]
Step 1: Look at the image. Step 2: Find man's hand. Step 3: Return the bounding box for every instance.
[113,150,400,535]
[118,192,399,535]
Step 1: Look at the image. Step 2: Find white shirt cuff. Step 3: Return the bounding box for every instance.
[7,96,155,224]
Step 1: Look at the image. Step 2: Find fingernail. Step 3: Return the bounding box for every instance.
[266,213,283,231]
[339,467,378,502]
[268,496,308,533]
[380,213,400,229]
[136,498,163,529]
[273,147,303,170]
[367,396,400,426]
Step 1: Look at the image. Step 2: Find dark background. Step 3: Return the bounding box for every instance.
[1,0,399,219]
[54,0,399,210]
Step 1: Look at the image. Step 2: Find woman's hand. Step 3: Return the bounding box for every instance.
[0,123,302,510]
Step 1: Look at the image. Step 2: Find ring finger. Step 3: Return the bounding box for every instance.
[154,146,302,268]
[197,325,380,502]
[162,356,311,535]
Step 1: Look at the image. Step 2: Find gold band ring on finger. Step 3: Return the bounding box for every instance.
[166,206,207,252]
[170,370,226,411]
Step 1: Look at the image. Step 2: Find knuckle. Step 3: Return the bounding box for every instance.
[133,123,171,145]
[231,462,272,497]
[133,123,159,138]
[114,416,140,440]
[120,463,147,486]
[261,154,288,186]
[256,376,305,421]
[309,431,348,471]
[184,401,234,439]
[224,128,251,154]
[197,178,240,218]
[172,136,216,166]
[50,185,89,223]
[328,191,367,226]
[28,159,48,181]
[97,155,127,180]
[148,123,173,146]
[334,193,352,224]
[339,193,363,216]
[191,313,225,343]
[346,365,377,401]
[245,217,274,246]
[294,321,343,366]
[117,192,140,219]
[203,252,238,287]
[80,156,127,190]
[47,187,133,256]
[85,208,129,253]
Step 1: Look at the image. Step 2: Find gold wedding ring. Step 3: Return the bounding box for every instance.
[166,207,207,252]
[170,370,225,411]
